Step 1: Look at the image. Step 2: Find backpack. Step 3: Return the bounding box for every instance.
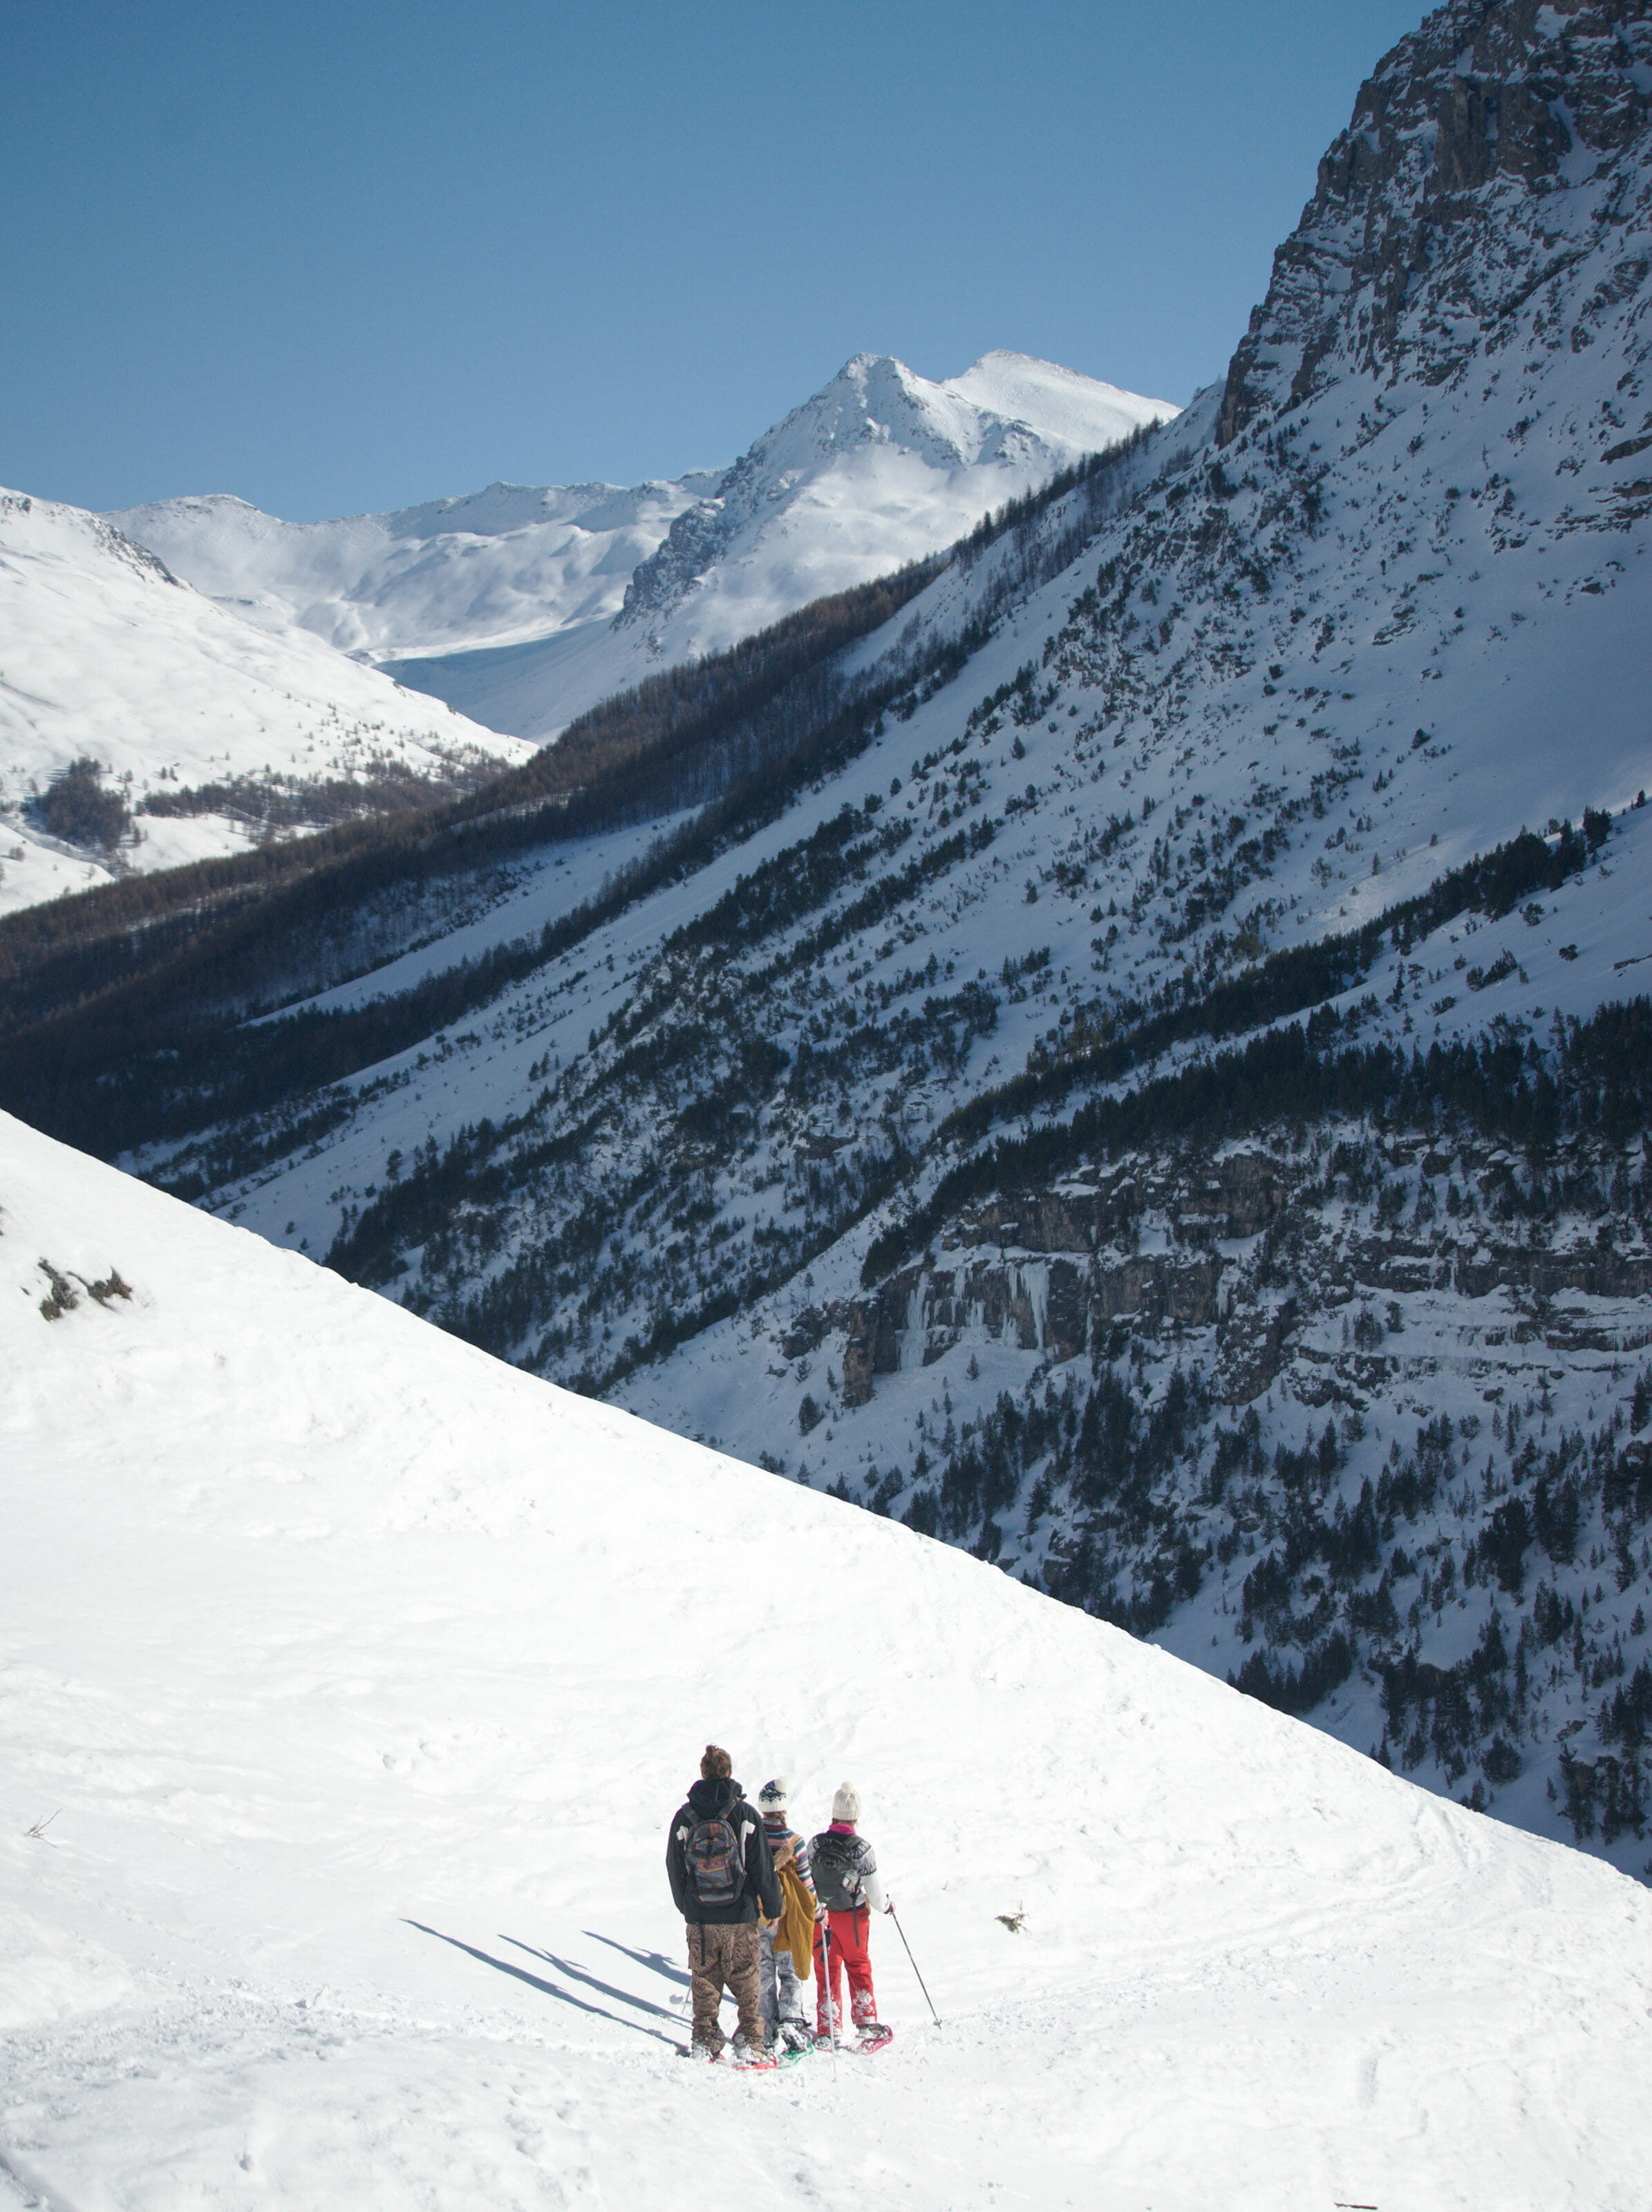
[810,1830,864,1913]
[683,1803,748,1913]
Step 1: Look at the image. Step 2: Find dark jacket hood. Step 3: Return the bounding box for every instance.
[686,1775,741,1817]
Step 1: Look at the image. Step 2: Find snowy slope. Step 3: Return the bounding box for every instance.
[0,491,532,915]
[3,1105,1649,2210]
[113,353,1178,743]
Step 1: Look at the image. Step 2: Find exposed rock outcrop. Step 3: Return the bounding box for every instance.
[1218,0,1652,445]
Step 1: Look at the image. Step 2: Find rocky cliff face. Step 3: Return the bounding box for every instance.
[828,1153,1293,1407]
[1219,0,1652,447]
[823,1111,1652,1427]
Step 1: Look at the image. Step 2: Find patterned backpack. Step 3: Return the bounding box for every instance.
[684,1804,747,1913]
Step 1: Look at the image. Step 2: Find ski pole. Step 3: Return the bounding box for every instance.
[820,1918,839,2070]
[889,1905,940,2027]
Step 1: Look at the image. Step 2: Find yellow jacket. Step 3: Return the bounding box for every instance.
[773,1859,816,1980]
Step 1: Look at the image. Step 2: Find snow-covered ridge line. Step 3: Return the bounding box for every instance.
[114,352,1179,744]
[0,353,1172,922]
[0,429,1166,1060]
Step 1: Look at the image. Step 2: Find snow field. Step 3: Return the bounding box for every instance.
[3,1112,1651,2207]
[0,492,532,915]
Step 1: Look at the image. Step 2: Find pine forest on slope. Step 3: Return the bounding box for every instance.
[5,0,1652,1882]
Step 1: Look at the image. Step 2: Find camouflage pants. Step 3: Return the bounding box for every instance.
[686,1922,762,2058]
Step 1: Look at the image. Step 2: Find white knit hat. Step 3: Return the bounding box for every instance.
[832,1781,861,1822]
[758,1777,789,1810]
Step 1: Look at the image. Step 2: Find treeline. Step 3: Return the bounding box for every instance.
[863,995,1652,1287]
[0,558,945,1020]
[937,814,1613,1155]
[37,758,131,850]
[136,753,500,832]
[954,424,1158,571]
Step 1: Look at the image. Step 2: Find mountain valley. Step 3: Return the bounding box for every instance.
[113,352,1176,743]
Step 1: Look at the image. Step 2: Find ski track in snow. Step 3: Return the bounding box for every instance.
[3,1112,1651,2206]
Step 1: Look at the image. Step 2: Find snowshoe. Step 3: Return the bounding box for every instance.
[727,2037,777,2070]
[853,2023,894,2054]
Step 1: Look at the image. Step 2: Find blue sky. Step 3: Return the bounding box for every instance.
[4,1,1422,519]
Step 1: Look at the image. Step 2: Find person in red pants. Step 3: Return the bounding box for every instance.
[808,1782,892,2045]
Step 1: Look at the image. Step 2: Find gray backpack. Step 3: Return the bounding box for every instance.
[810,1830,865,1912]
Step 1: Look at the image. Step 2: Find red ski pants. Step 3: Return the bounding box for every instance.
[814,1907,877,2034]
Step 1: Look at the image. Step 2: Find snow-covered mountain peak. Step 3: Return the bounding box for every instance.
[610,348,1177,646]
[3,486,182,591]
[730,346,1170,487]
[946,348,1170,444]
[746,350,1125,474]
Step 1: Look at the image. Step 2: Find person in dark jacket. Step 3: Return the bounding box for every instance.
[666,1743,782,2062]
